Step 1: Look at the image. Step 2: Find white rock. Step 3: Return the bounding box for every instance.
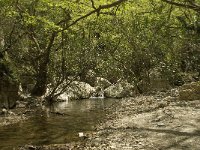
[78,132,84,137]
[104,80,137,98]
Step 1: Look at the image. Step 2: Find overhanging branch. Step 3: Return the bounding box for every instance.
[161,0,200,11]
[59,0,128,32]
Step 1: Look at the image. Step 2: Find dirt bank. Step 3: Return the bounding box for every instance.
[84,95,200,150]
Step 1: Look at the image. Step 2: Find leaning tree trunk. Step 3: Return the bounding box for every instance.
[31,32,56,96]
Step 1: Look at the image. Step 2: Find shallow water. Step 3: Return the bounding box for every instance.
[0,98,119,150]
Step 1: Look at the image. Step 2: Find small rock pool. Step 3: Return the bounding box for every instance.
[0,98,119,150]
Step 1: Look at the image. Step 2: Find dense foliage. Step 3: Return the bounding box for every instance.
[0,0,199,97]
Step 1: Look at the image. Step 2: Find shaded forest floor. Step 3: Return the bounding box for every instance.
[25,92,200,150]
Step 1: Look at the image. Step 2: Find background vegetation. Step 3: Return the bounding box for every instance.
[0,0,199,98]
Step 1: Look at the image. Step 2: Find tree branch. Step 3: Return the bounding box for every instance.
[28,32,41,51]
[161,0,200,11]
[59,0,128,32]
[90,0,96,9]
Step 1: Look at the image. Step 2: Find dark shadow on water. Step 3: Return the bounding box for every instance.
[0,98,119,150]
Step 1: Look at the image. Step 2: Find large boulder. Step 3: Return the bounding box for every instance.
[104,80,137,98]
[58,81,95,100]
[94,77,112,89]
[178,81,200,100]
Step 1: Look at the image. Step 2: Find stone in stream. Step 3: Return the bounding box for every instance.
[78,132,84,137]
[78,132,88,140]
[1,108,8,115]
[104,80,137,98]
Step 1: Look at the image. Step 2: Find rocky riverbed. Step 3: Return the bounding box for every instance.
[1,82,200,150]
[20,92,200,149]
[0,97,44,127]
[0,106,29,127]
[83,96,200,150]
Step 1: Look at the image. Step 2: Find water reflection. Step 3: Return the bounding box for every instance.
[0,98,118,150]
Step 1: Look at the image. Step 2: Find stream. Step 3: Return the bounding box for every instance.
[0,98,119,150]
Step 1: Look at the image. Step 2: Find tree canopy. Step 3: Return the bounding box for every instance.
[0,0,199,98]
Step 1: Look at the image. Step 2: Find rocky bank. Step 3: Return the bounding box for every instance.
[18,81,200,150]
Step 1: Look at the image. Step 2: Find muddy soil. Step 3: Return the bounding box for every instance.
[20,92,200,150]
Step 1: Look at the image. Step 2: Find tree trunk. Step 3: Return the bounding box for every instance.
[31,32,56,96]
[31,60,48,96]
